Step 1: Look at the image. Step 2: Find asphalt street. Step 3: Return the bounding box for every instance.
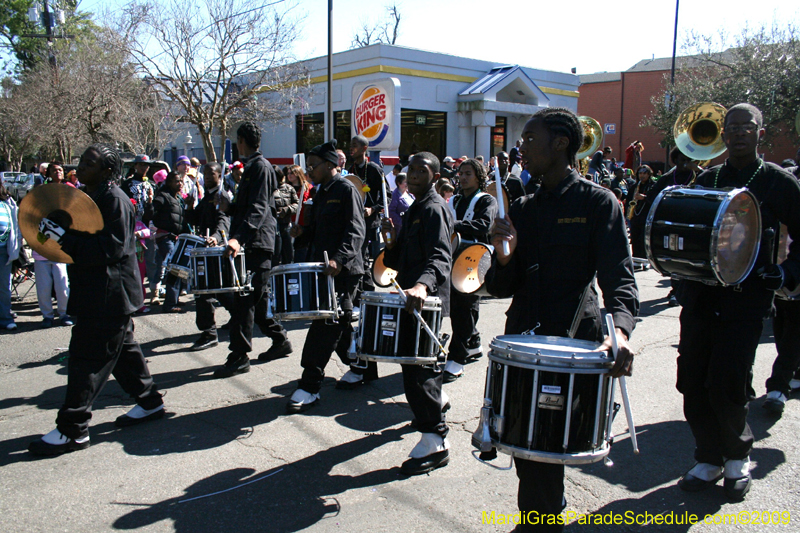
[1,268,799,532]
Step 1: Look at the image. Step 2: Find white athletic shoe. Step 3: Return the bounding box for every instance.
[444,360,464,376]
[339,370,363,384]
[408,433,449,459]
[287,389,320,413]
[789,379,800,392]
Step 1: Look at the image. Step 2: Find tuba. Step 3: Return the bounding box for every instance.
[576,116,604,161]
[673,102,727,161]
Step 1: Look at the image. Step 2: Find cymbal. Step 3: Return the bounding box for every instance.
[18,184,104,263]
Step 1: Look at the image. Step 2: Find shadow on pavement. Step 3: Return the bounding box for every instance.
[111,427,412,533]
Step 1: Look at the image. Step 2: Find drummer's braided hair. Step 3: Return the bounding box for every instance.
[87,143,122,182]
[532,107,584,167]
[459,158,488,191]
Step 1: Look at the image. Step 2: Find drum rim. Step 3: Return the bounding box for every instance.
[709,188,762,286]
[491,441,610,465]
[270,262,327,275]
[359,291,442,307]
[176,233,207,242]
[272,310,337,320]
[189,245,241,257]
[356,354,440,365]
[489,335,613,368]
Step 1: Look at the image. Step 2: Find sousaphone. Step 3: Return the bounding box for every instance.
[673,102,727,161]
[576,116,604,161]
[18,184,104,264]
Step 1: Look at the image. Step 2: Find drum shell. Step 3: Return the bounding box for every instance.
[645,186,761,286]
[484,335,614,464]
[357,292,442,365]
[452,241,493,296]
[190,246,247,294]
[168,234,205,279]
[268,263,337,321]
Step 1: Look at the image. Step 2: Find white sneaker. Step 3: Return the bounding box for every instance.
[339,370,363,384]
[687,462,724,482]
[124,404,164,419]
[287,389,320,413]
[790,379,800,392]
[444,360,464,377]
[408,433,450,459]
[724,457,751,479]
[42,428,90,446]
[763,390,787,414]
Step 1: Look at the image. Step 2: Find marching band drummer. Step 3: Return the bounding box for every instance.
[286,139,366,413]
[29,144,165,456]
[380,152,454,475]
[184,162,234,352]
[675,104,800,501]
[444,159,497,383]
[216,122,292,379]
[487,108,638,532]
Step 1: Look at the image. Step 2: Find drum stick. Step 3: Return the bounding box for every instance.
[294,183,304,227]
[493,167,511,256]
[604,314,639,454]
[389,277,447,357]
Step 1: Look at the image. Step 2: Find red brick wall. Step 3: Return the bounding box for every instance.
[620,71,669,169]
[577,80,622,156]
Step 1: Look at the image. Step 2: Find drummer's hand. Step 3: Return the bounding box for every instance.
[323,259,341,277]
[602,328,633,378]
[634,193,646,201]
[490,214,517,266]
[206,236,218,246]
[365,206,373,218]
[225,238,240,257]
[381,218,397,249]
[404,283,428,314]
[289,225,303,238]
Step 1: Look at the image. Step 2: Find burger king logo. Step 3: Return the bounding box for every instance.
[354,85,389,146]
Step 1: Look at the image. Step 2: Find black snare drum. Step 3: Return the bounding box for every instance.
[167,234,205,279]
[452,240,493,295]
[472,335,615,464]
[645,186,761,286]
[190,246,248,294]
[268,263,337,321]
[356,292,443,365]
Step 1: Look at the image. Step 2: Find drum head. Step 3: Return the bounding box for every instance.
[714,190,761,285]
[452,243,492,294]
[371,249,398,288]
[490,335,612,369]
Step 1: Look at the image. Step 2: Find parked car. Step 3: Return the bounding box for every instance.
[10,173,35,203]
[1,171,26,189]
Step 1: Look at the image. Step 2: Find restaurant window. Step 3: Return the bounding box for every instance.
[399,109,446,164]
[491,116,507,158]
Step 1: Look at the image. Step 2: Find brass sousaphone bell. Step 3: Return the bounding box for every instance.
[576,116,604,161]
[673,102,728,162]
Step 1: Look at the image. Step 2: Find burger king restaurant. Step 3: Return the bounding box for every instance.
[259,43,580,167]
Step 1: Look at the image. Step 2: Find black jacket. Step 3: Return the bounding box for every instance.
[185,184,230,242]
[452,189,498,244]
[145,188,188,235]
[383,186,453,293]
[230,152,278,252]
[274,182,299,224]
[486,170,638,341]
[61,182,143,317]
[347,160,385,229]
[501,173,527,204]
[305,174,366,275]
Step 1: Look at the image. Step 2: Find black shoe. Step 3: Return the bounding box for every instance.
[213,354,250,379]
[115,405,165,427]
[724,475,752,501]
[28,434,90,456]
[190,334,219,352]
[401,449,450,476]
[678,471,724,492]
[258,340,293,361]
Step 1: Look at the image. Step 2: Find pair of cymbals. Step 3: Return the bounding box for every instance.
[18,184,104,264]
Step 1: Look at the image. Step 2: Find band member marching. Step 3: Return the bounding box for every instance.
[29,144,165,455]
[286,139,366,412]
[487,108,637,531]
[445,159,497,382]
[675,104,800,500]
[381,152,454,475]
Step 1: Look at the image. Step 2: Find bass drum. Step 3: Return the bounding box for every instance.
[645,186,761,286]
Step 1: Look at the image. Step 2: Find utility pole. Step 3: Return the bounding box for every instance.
[327,0,333,140]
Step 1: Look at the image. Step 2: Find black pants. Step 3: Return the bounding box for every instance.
[299,274,361,393]
[359,226,381,295]
[448,287,480,365]
[766,298,800,396]
[196,292,235,336]
[229,250,287,355]
[403,364,447,437]
[676,308,762,464]
[515,459,566,533]
[56,315,162,439]
[629,219,646,259]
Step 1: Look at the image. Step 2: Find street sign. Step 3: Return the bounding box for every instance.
[604,123,616,135]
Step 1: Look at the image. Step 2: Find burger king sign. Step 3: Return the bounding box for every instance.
[351,78,401,151]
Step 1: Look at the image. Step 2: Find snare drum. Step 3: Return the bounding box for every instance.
[190,246,248,294]
[268,263,337,321]
[166,234,205,279]
[452,240,493,295]
[645,186,762,286]
[472,335,615,465]
[356,291,443,365]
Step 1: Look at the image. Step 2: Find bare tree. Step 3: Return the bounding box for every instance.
[351,3,401,48]
[0,78,41,170]
[115,0,309,162]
